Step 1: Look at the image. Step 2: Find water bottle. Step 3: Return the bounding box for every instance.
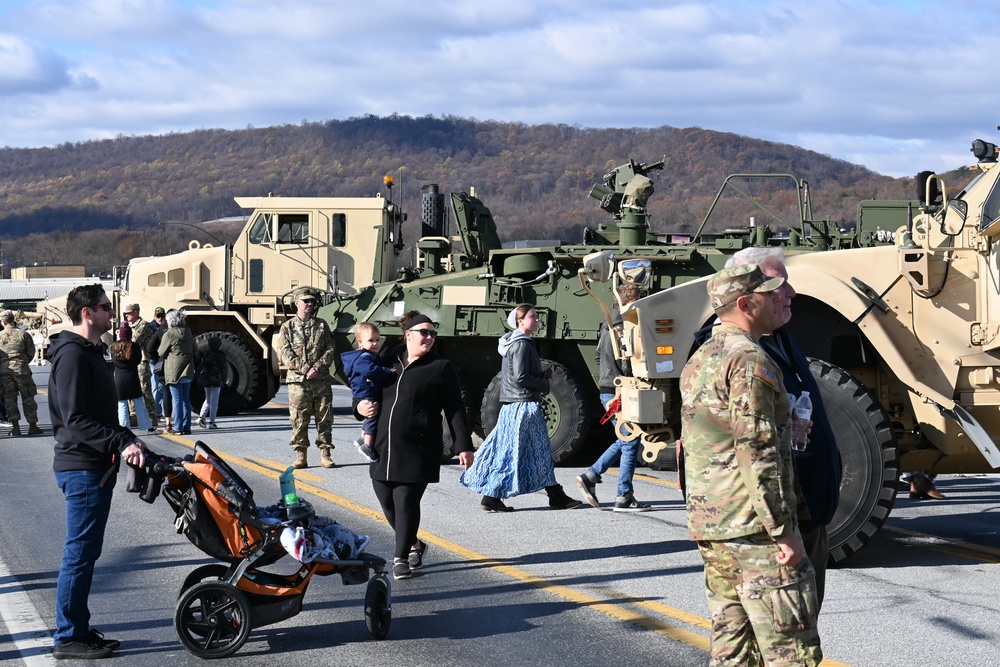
[791,391,812,451]
[279,466,297,500]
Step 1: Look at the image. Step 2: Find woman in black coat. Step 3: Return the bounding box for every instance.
[357,311,474,581]
[109,333,156,434]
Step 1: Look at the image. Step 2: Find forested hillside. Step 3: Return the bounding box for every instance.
[0,115,948,275]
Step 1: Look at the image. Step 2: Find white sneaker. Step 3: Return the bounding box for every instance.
[198,417,207,428]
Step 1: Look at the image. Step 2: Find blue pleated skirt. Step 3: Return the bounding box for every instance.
[460,401,557,499]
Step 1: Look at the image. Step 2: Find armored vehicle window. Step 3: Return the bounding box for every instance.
[277,214,309,244]
[981,178,1000,231]
[333,213,346,247]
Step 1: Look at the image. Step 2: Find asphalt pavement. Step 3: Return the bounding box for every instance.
[2,367,1000,666]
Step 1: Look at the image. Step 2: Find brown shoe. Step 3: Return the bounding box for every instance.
[27,423,42,435]
[293,450,308,469]
[320,448,335,469]
[9,420,20,436]
[910,474,946,500]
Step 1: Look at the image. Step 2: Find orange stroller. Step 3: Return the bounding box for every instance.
[136,442,391,658]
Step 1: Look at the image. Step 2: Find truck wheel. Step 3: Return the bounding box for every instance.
[809,359,899,565]
[480,361,590,463]
[192,332,262,416]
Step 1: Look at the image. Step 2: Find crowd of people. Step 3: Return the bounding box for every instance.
[34,257,953,661]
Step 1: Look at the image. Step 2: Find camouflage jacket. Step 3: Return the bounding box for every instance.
[130,317,153,361]
[278,315,335,384]
[680,323,797,541]
[0,326,35,375]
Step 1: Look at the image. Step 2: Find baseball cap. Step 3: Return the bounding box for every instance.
[126,303,140,313]
[154,307,165,316]
[707,264,785,311]
[295,288,318,302]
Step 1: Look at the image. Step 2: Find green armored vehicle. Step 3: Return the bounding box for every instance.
[319,158,877,464]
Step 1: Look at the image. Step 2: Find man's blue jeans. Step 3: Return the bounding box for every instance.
[587,393,640,498]
[150,372,165,417]
[54,469,116,644]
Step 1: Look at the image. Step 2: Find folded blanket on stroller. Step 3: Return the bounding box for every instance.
[258,501,371,562]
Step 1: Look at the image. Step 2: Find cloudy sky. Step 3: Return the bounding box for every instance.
[0,0,996,177]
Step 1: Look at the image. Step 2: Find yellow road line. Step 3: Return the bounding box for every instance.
[212,449,850,666]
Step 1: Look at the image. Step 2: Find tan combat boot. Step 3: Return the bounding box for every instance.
[293,449,308,469]
[9,420,21,436]
[27,422,42,435]
[320,448,335,469]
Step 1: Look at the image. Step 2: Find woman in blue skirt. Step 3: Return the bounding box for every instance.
[461,304,581,512]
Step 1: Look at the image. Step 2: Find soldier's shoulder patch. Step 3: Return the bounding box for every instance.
[753,362,777,388]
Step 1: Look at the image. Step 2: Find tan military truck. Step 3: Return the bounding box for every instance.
[589,134,1000,563]
[116,189,405,413]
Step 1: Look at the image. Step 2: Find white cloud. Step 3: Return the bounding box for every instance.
[0,35,72,94]
[0,0,998,175]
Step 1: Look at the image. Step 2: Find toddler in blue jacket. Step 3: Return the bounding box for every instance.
[340,322,395,462]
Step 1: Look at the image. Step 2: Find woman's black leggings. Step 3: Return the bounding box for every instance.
[371,480,428,559]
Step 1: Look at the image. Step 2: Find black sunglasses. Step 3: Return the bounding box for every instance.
[90,303,114,312]
[409,328,437,339]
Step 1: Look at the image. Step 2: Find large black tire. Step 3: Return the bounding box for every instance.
[174,580,252,659]
[480,360,591,463]
[364,574,392,640]
[190,332,262,416]
[809,359,899,564]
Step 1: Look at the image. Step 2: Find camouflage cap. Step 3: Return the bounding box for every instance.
[294,288,318,302]
[126,303,140,312]
[0,310,12,322]
[707,263,785,311]
[154,306,165,316]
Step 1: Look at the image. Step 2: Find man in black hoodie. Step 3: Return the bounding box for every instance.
[49,285,148,659]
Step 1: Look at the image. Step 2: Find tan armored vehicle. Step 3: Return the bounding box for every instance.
[591,135,1000,562]
[116,189,405,412]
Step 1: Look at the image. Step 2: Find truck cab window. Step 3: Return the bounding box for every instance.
[277,214,309,244]
[248,212,309,244]
[248,212,273,244]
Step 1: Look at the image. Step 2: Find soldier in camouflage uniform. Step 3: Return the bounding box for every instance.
[0,310,42,435]
[680,264,822,667]
[278,288,336,469]
[124,304,159,427]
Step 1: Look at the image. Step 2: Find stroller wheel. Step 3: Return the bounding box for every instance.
[364,574,392,640]
[175,581,252,658]
[179,564,230,597]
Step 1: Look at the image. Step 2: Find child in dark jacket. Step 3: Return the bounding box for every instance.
[196,336,227,429]
[341,323,395,462]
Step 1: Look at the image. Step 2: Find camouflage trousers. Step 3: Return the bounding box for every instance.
[137,361,158,423]
[2,372,38,424]
[287,381,333,450]
[697,534,822,667]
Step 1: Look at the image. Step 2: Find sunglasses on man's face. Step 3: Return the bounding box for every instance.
[409,328,437,339]
[90,303,114,313]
